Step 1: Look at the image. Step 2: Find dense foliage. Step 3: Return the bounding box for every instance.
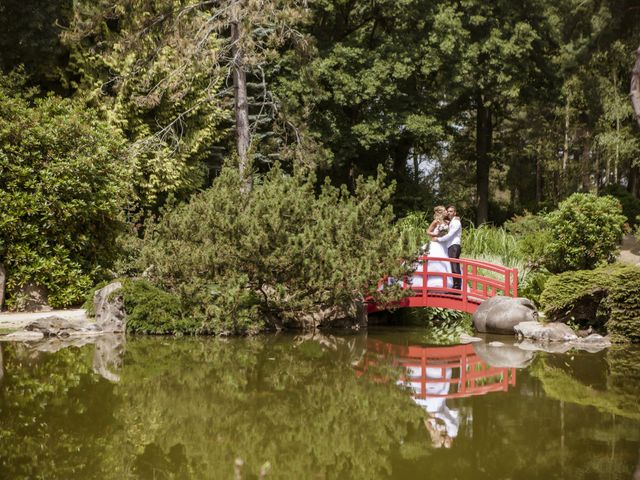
[1,1,640,336]
[137,165,411,334]
[544,193,626,272]
[0,73,126,309]
[540,264,640,342]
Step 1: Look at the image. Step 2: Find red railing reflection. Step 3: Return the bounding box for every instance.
[355,339,516,399]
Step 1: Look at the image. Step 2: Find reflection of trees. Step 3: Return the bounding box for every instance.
[0,344,116,479]
[532,348,640,421]
[2,336,640,479]
[97,334,425,479]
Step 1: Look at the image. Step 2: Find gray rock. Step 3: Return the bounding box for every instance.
[15,283,52,312]
[24,316,101,337]
[582,333,610,345]
[93,282,126,333]
[297,300,367,330]
[473,296,538,334]
[514,321,578,342]
[459,333,483,344]
[474,342,534,368]
[1,330,45,342]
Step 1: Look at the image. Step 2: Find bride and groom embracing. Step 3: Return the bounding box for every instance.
[422,205,462,290]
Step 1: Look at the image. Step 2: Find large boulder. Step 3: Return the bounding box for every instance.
[15,283,52,312]
[472,296,538,334]
[93,282,126,333]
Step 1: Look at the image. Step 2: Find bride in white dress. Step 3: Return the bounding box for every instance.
[425,206,453,289]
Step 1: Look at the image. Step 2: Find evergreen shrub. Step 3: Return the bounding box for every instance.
[600,185,640,228]
[543,193,626,273]
[139,165,411,334]
[0,72,127,308]
[540,264,640,342]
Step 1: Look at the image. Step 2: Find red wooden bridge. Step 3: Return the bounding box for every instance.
[355,339,517,400]
[368,255,519,314]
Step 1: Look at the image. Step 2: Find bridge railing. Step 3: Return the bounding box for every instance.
[372,256,518,313]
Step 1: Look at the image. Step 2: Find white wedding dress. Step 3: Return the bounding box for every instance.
[410,224,453,289]
[426,239,453,289]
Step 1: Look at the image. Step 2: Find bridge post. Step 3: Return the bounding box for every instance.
[462,262,468,310]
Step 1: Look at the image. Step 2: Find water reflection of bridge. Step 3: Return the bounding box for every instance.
[356,339,516,400]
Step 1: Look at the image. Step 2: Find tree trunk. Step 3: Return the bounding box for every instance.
[630,46,640,128]
[614,70,620,184]
[536,153,543,204]
[580,130,591,192]
[230,2,251,191]
[562,95,570,195]
[629,164,640,197]
[475,93,492,225]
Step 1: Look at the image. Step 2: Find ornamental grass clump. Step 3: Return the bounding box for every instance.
[139,164,412,334]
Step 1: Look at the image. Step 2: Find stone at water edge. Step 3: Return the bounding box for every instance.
[514,321,578,342]
[459,333,482,344]
[93,282,126,333]
[25,316,101,337]
[472,296,538,334]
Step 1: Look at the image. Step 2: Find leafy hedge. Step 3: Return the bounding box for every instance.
[540,264,640,342]
[0,72,127,309]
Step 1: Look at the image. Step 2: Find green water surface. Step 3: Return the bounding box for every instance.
[0,327,639,479]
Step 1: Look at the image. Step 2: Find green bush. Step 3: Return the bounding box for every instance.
[539,264,640,342]
[140,164,411,334]
[84,279,202,334]
[600,184,640,228]
[518,268,553,307]
[543,193,626,273]
[0,72,127,308]
[504,212,551,267]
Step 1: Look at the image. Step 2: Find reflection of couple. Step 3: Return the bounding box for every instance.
[404,366,460,448]
[424,205,462,290]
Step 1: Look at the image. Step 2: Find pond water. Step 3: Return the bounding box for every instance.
[1,327,639,479]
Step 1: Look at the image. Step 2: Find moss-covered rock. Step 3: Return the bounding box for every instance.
[540,264,640,342]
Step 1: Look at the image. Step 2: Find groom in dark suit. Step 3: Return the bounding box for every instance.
[434,205,462,290]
